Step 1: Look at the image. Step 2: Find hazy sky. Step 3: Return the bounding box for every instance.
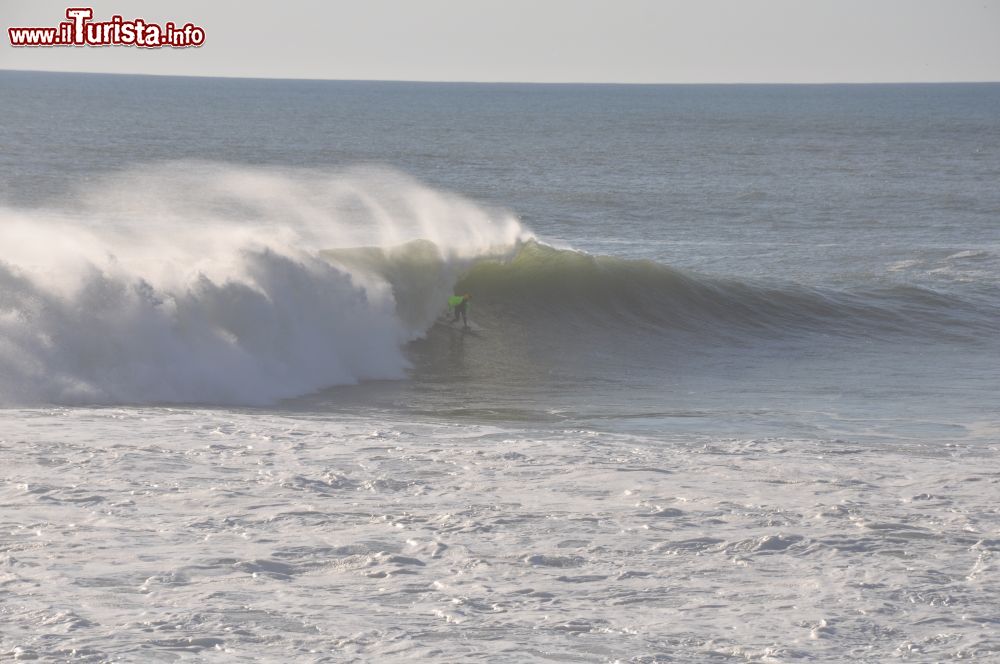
[2,0,999,83]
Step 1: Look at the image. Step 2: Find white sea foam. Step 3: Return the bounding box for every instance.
[1,408,997,662]
[0,164,529,405]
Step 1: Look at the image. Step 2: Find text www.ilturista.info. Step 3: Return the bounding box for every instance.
[8,8,205,48]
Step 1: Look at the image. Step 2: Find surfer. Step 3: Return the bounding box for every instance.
[448,293,471,328]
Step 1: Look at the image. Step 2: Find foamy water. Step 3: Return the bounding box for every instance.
[3,408,998,661]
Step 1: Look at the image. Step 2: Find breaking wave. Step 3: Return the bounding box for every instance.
[0,163,993,406]
[0,163,525,405]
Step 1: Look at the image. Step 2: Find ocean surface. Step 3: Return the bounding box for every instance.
[1,71,998,661]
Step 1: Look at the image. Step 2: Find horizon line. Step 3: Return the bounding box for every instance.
[2,67,999,87]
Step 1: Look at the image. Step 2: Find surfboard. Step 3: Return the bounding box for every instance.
[434,318,484,334]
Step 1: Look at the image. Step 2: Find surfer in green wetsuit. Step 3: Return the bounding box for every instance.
[448,294,471,328]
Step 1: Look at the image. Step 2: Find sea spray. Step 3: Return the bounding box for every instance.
[1,163,992,407]
[0,163,530,405]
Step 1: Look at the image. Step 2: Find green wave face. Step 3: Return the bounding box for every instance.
[327,238,997,358]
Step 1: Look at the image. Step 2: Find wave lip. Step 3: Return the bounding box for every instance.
[0,164,528,406]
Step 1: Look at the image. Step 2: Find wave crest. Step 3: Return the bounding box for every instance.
[0,164,527,405]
